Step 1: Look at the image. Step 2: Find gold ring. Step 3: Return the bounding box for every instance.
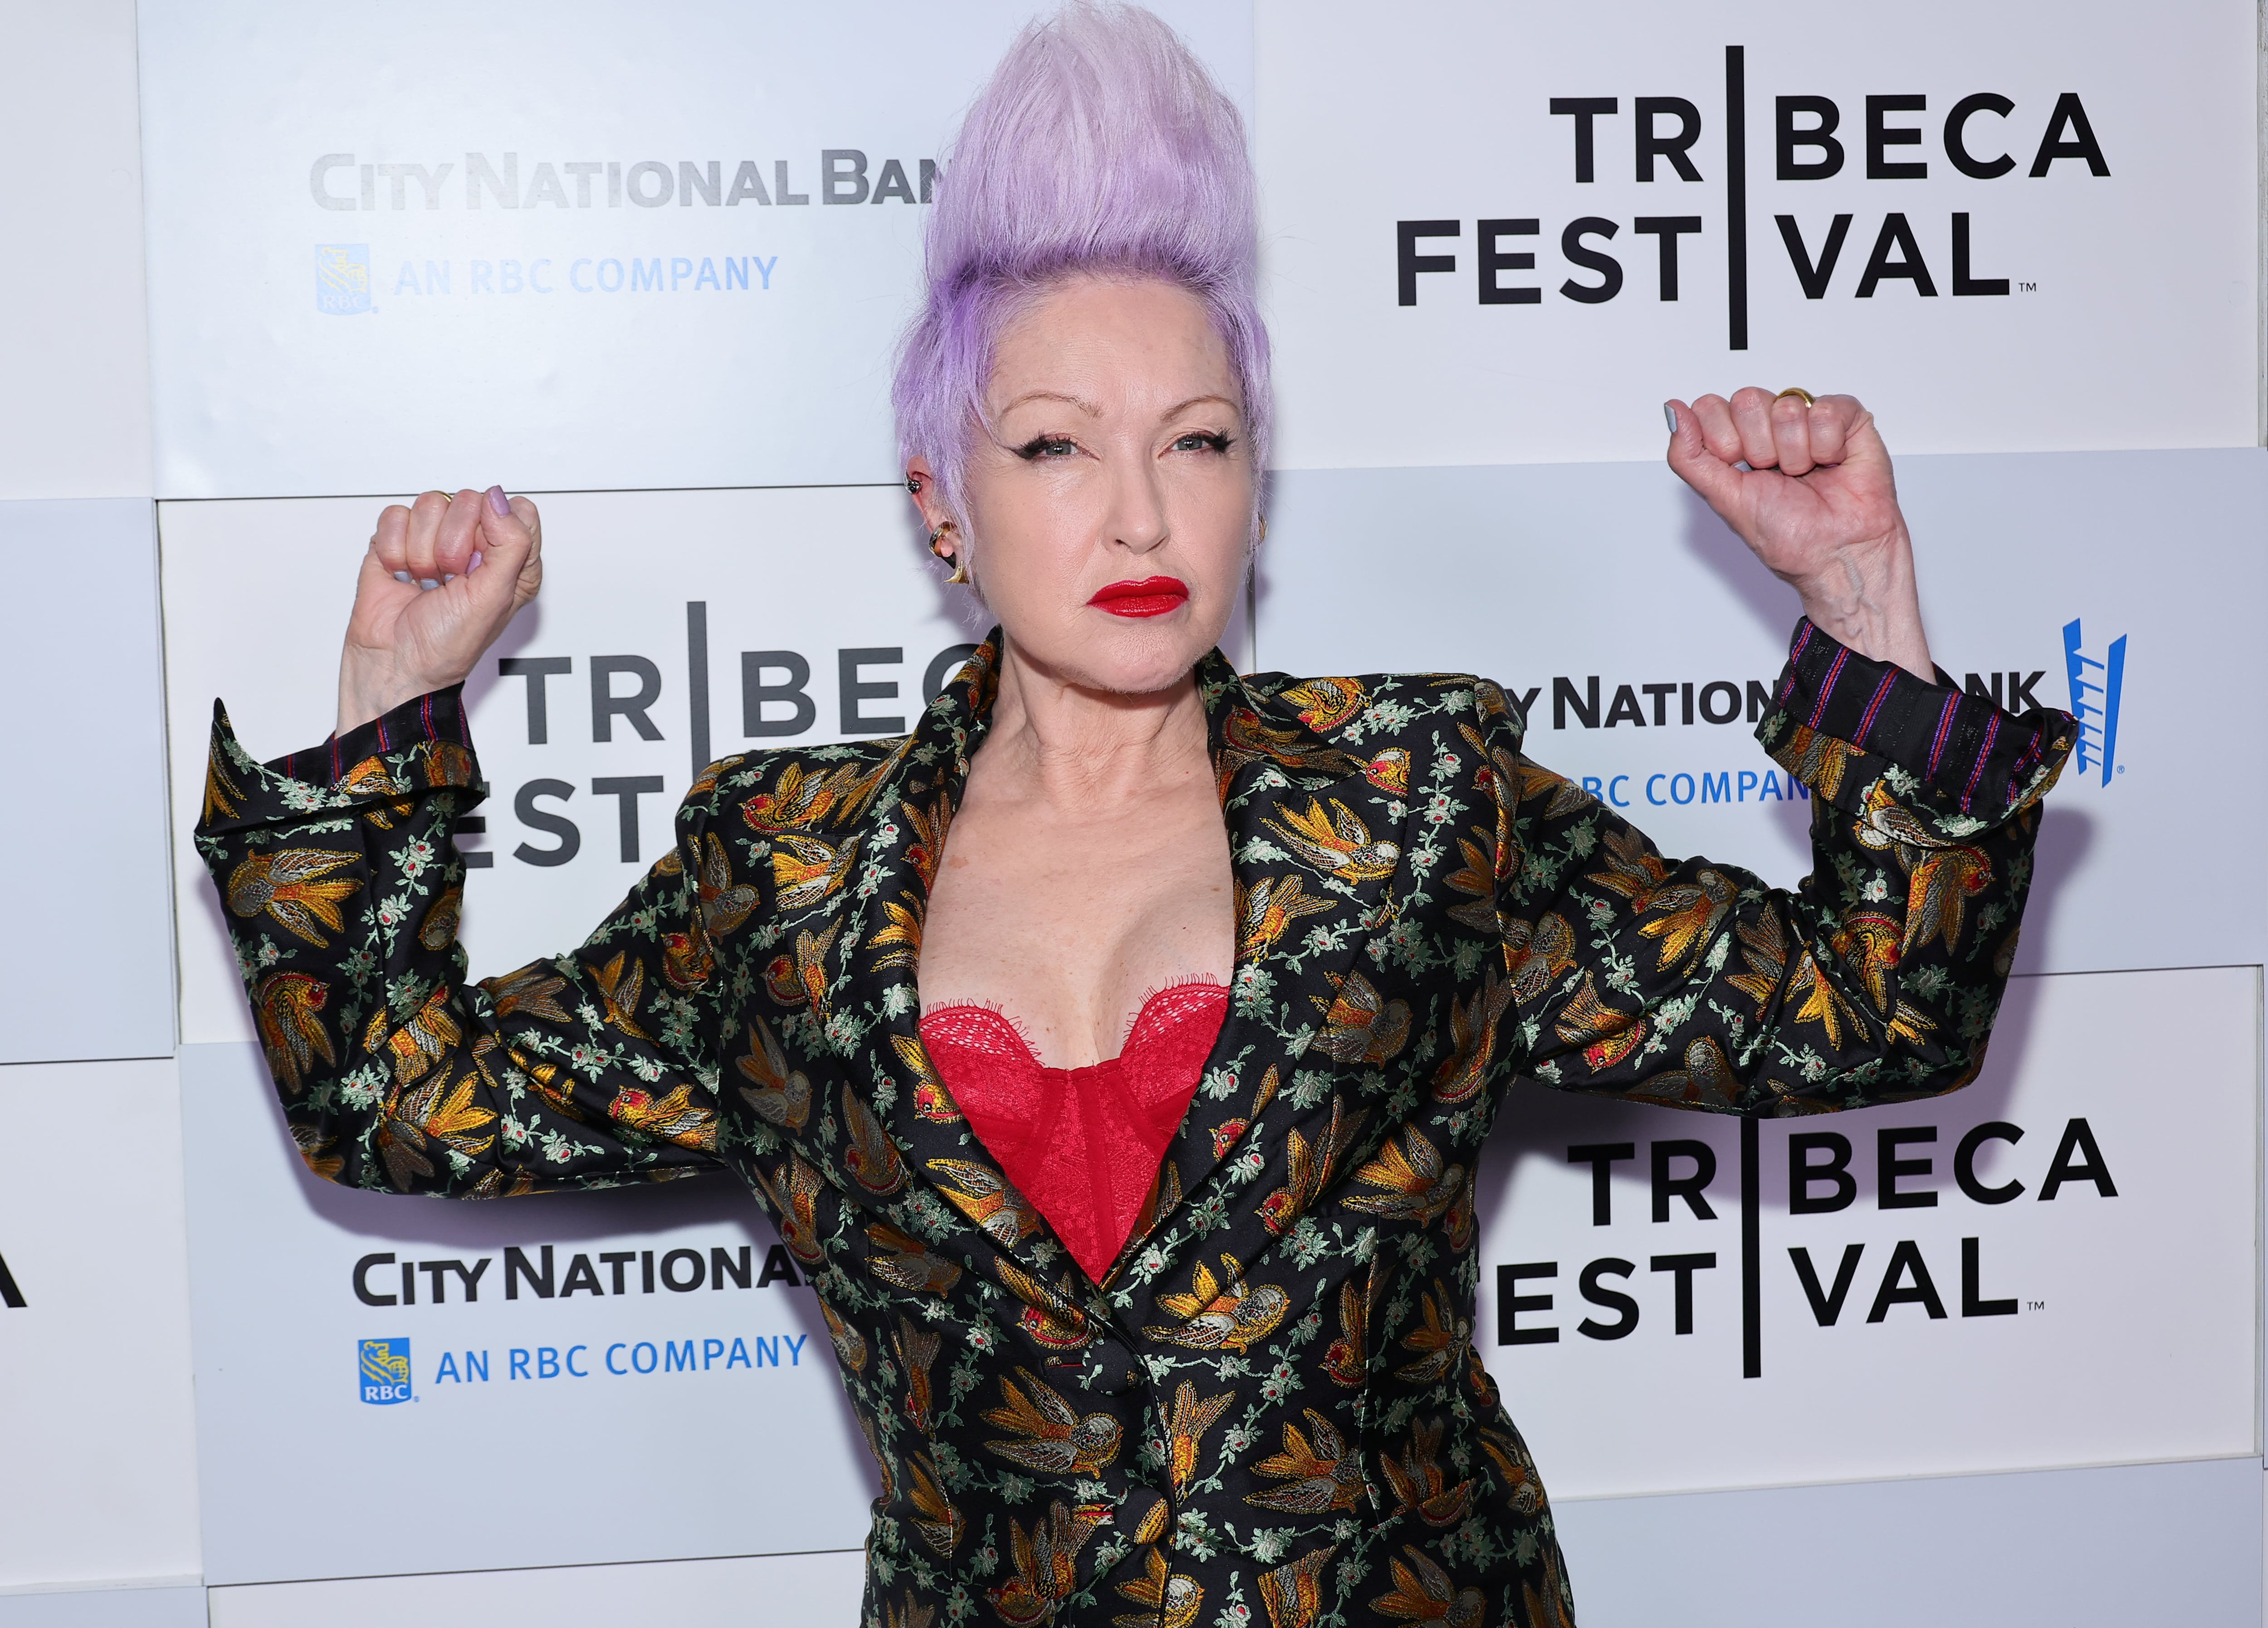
[1774,387,1816,407]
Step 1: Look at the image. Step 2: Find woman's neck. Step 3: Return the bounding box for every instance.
[978,636,1212,812]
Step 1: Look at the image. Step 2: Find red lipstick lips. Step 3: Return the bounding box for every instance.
[1087,575,1189,618]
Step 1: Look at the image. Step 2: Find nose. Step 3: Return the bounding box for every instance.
[1103,451,1170,554]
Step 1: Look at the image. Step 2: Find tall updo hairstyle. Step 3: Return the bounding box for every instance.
[891,3,1269,577]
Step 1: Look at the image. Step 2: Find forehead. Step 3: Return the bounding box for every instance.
[989,275,1238,414]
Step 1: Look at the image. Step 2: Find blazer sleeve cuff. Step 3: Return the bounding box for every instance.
[197,685,484,838]
[1755,618,2075,832]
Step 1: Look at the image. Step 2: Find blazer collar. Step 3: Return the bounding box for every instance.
[836,633,1402,1305]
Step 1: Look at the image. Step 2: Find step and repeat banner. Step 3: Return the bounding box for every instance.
[1473,966,2258,1499]
[134,0,1251,499]
[156,462,2259,1579]
[1257,0,2257,468]
[5,0,2261,1616]
[179,1041,876,1584]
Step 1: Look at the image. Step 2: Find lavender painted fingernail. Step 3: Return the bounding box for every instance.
[1663,403,1677,433]
[393,570,413,584]
[418,578,439,590]
[442,573,457,584]
[486,485,510,517]
[469,550,484,571]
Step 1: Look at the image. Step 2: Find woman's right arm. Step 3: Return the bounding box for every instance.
[193,488,735,1196]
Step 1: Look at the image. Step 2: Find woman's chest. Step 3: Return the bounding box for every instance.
[917,788,1235,1068]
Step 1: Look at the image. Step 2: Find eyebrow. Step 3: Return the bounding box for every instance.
[1158,394,1240,420]
[996,390,1103,416]
[993,391,1242,421]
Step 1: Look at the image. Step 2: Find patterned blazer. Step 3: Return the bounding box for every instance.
[196,621,2071,1628]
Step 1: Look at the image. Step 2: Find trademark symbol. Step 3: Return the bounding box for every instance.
[2027,1299,2047,1312]
[2018,281,2038,293]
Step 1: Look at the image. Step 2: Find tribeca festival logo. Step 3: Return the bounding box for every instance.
[1496,1113,2120,1378]
[2062,617,2126,787]
[1395,56,2111,349]
[451,615,977,873]
[315,244,371,315]
[359,1336,413,1404]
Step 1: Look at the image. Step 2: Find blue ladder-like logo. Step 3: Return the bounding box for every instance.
[360,1337,412,1404]
[2062,618,2126,787]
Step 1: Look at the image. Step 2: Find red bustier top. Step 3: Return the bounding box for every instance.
[918,982,1229,1282]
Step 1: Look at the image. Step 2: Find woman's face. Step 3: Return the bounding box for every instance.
[913,275,1255,696]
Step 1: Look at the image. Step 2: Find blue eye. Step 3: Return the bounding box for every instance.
[1013,436,1078,461]
[1174,432,1234,454]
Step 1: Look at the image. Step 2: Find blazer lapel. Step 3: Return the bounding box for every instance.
[834,637,1115,1336]
[1099,655,1413,1295]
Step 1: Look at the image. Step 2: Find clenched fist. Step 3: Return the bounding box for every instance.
[337,486,544,734]
[1665,388,1932,678]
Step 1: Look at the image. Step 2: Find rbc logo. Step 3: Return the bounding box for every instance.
[360,1337,412,1404]
[316,244,371,315]
[2061,618,2126,787]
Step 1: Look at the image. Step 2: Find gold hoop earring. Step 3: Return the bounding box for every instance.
[928,525,969,585]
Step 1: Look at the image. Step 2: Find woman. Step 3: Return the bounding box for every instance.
[196,7,2071,1625]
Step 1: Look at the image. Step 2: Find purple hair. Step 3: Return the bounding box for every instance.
[892,2,1269,549]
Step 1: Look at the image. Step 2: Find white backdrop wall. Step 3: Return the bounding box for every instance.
[0,0,152,500]
[1256,0,2258,468]
[0,0,2261,1623]
[180,1041,875,1584]
[0,500,176,1064]
[1473,966,2258,1498]
[134,0,1253,499]
[0,3,201,1618]
[0,1060,202,1593]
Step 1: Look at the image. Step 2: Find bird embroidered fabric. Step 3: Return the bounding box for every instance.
[919,983,1229,1282]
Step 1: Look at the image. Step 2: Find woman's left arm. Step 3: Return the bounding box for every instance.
[1489,625,2068,1114]
[1484,389,2075,1113]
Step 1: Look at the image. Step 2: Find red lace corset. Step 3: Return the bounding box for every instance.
[918,982,1229,1282]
